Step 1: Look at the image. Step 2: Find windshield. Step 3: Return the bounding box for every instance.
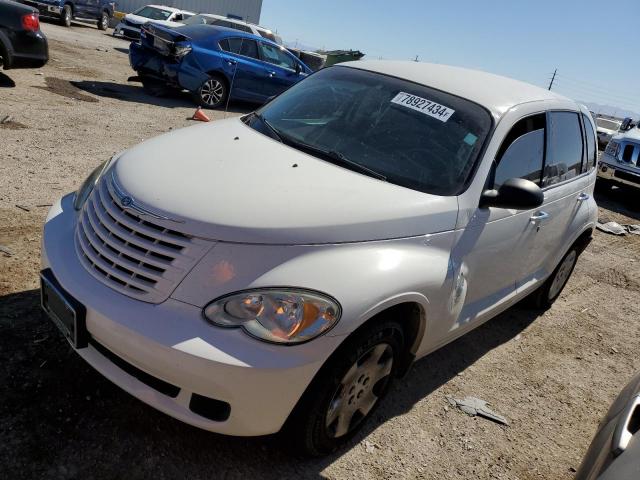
[133,6,172,20]
[596,118,621,131]
[250,66,492,196]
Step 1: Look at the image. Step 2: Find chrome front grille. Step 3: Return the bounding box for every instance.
[75,174,212,303]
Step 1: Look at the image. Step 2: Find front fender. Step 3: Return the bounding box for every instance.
[170,231,457,351]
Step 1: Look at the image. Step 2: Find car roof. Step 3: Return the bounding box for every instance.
[176,24,279,46]
[341,60,575,118]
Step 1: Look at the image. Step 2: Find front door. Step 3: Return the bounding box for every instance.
[518,110,593,291]
[453,113,547,331]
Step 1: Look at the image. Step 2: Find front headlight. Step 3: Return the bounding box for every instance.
[73,156,117,211]
[203,289,341,345]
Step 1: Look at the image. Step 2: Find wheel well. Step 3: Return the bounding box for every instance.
[572,227,594,254]
[206,71,229,89]
[361,302,425,375]
[64,2,73,13]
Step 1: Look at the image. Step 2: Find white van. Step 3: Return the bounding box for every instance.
[41,61,598,455]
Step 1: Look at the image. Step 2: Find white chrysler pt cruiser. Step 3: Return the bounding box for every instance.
[41,61,598,455]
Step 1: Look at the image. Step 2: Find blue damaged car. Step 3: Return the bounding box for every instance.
[129,24,312,108]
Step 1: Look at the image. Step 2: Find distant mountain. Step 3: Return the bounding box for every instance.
[578,101,640,120]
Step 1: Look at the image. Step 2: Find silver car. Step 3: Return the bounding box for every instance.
[598,125,640,190]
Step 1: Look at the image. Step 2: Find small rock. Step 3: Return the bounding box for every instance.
[610,347,619,354]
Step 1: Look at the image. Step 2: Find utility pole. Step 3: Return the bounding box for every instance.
[414,55,419,62]
[548,68,557,90]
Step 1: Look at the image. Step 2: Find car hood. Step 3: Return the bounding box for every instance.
[111,118,458,245]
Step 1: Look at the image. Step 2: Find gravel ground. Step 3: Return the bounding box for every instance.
[2,22,640,480]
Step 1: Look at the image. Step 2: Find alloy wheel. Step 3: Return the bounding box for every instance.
[200,79,224,107]
[325,343,394,438]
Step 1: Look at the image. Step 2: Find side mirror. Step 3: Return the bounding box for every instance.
[621,117,633,131]
[479,178,544,210]
[295,62,302,74]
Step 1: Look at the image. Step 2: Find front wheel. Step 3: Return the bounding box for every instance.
[60,5,72,27]
[97,11,109,31]
[193,75,227,109]
[528,247,579,310]
[287,320,404,456]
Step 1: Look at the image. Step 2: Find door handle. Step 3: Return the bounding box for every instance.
[577,193,590,202]
[612,394,640,456]
[530,211,550,223]
[268,71,276,77]
[225,59,237,66]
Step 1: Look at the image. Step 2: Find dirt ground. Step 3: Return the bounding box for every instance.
[1,21,640,480]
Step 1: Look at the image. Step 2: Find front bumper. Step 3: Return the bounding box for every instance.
[597,156,640,189]
[41,193,344,436]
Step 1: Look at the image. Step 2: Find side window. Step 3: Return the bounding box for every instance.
[544,111,583,186]
[494,114,545,189]
[259,42,297,70]
[220,37,242,54]
[581,113,596,171]
[240,39,259,59]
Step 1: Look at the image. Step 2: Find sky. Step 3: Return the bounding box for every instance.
[261,0,640,116]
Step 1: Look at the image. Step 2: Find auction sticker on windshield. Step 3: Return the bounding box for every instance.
[391,92,455,122]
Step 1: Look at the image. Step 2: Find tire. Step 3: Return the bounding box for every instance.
[97,11,109,31]
[60,4,72,27]
[286,319,404,456]
[528,246,579,310]
[192,75,227,109]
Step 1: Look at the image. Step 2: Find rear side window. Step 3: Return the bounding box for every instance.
[240,39,259,59]
[582,113,597,171]
[494,114,545,189]
[544,112,583,186]
[219,37,242,54]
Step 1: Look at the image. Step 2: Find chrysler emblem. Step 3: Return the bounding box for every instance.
[111,172,183,223]
[120,196,133,207]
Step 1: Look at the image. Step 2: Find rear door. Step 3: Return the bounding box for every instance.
[517,110,592,292]
[219,37,268,102]
[257,41,305,97]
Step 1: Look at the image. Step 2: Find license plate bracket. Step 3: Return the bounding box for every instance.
[40,269,88,349]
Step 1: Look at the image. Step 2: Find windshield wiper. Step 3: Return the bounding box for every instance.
[250,112,283,143]
[276,132,387,181]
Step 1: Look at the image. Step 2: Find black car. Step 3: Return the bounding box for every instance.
[0,0,48,70]
[576,372,640,479]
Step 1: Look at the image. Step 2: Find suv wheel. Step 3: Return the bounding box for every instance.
[529,247,579,310]
[287,320,404,456]
[193,75,227,109]
[97,11,109,31]
[60,5,72,27]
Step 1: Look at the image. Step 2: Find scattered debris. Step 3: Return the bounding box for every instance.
[597,221,626,235]
[362,440,379,453]
[33,336,48,344]
[0,244,14,256]
[596,221,640,236]
[611,346,619,354]
[446,395,509,425]
[1,115,13,124]
[39,360,47,368]
[35,72,44,76]
[15,204,30,212]
[36,204,53,207]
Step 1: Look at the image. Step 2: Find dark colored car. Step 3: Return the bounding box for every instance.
[0,0,48,70]
[576,372,640,479]
[129,24,312,108]
[19,0,116,30]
